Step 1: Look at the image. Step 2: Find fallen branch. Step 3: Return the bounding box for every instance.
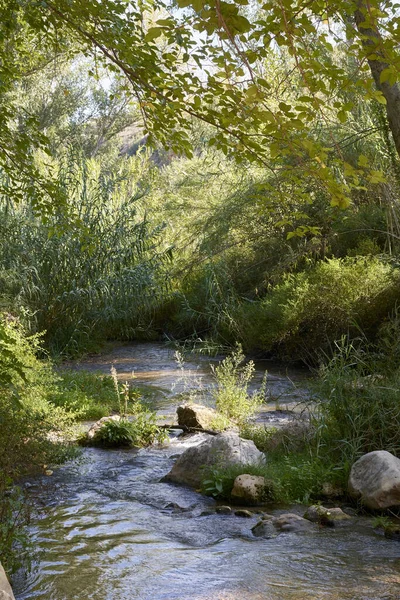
[160,424,219,436]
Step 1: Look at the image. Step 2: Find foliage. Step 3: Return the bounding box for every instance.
[91,413,168,448]
[239,424,279,453]
[0,151,170,356]
[372,515,393,529]
[50,369,145,421]
[314,336,400,467]
[210,344,266,424]
[0,314,77,575]
[0,485,32,577]
[236,257,400,361]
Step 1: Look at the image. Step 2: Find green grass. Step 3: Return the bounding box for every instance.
[200,452,341,505]
[50,370,147,420]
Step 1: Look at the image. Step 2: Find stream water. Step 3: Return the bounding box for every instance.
[13,344,400,600]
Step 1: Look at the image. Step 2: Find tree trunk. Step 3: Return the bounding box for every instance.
[355,2,400,158]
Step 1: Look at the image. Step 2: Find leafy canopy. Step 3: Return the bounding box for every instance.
[1,0,400,213]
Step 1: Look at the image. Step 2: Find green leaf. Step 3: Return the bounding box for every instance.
[144,27,164,42]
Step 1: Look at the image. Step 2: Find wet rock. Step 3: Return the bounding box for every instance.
[252,520,276,538]
[162,431,265,488]
[87,415,121,440]
[304,505,351,526]
[177,403,219,430]
[163,502,187,512]
[216,505,232,514]
[384,524,400,541]
[272,513,314,532]
[230,474,267,506]
[234,509,253,518]
[200,509,215,516]
[348,451,400,509]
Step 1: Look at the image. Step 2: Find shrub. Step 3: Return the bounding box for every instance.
[0,314,77,575]
[237,256,400,361]
[0,152,169,357]
[210,344,266,424]
[201,463,278,502]
[91,413,168,448]
[200,453,338,505]
[239,423,279,452]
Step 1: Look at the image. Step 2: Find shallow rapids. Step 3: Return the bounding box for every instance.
[13,344,400,600]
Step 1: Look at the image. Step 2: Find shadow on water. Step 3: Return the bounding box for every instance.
[13,344,400,600]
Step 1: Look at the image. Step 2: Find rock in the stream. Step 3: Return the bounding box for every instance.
[177,403,218,430]
[252,513,314,537]
[234,509,253,518]
[252,519,276,538]
[216,505,232,515]
[230,474,267,506]
[272,513,315,533]
[87,415,121,440]
[304,505,351,526]
[348,450,400,509]
[162,431,265,488]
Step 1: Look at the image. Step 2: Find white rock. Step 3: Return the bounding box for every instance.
[348,450,400,509]
[231,474,266,506]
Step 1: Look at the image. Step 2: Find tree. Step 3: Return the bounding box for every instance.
[1,0,400,214]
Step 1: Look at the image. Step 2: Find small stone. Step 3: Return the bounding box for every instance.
[200,509,214,516]
[216,505,232,514]
[234,509,253,518]
[177,404,219,430]
[164,502,185,512]
[44,470,53,476]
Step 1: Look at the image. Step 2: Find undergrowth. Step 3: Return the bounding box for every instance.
[51,369,146,420]
[0,314,77,575]
[89,413,168,448]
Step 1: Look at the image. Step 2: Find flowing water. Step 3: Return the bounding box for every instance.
[13,344,400,600]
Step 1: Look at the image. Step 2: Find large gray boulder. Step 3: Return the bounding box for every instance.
[177,404,218,430]
[348,450,400,509]
[163,431,265,488]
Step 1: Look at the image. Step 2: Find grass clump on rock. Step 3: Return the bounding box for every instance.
[89,413,168,449]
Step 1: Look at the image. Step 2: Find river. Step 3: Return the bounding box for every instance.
[13,343,400,600]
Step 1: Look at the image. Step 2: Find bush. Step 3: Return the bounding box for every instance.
[236,256,400,361]
[0,314,77,575]
[211,344,266,424]
[91,414,168,448]
[0,152,169,357]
